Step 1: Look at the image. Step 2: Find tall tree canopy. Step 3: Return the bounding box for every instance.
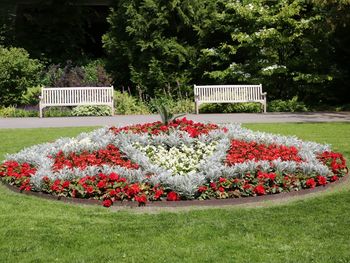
[103,0,204,98]
[103,0,350,105]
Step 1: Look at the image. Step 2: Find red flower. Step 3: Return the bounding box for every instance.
[62,181,70,189]
[243,183,252,190]
[167,191,180,201]
[135,194,147,205]
[268,173,276,181]
[306,178,316,188]
[225,140,303,166]
[50,184,61,192]
[109,173,119,182]
[330,175,339,182]
[102,199,113,207]
[154,189,164,199]
[43,176,50,183]
[97,180,106,189]
[86,186,94,194]
[127,184,140,196]
[210,182,217,191]
[198,186,208,193]
[317,176,327,186]
[219,177,226,183]
[218,187,225,192]
[254,185,266,195]
[109,189,117,197]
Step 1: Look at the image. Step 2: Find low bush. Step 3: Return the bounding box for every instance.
[200,102,262,113]
[44,107,72,117]
[71,105,112,116]
[268,96,309,112]
[149,97,194,114]
[0,106,38,117]
[114,91,150,115]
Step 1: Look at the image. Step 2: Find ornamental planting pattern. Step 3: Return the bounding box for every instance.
[0,118,348,207]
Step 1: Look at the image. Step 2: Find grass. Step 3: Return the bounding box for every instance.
[0,123,350,263]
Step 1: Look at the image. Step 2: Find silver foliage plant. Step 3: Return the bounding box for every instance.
[5,123,332,198]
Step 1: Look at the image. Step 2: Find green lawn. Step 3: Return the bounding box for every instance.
[0,123,349,263]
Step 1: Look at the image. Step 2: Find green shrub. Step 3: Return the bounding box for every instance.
[0,46,43,106]
[149,97,194,114]
[71,105,112,116]
[169,99,194,114]
[21,86,42,106]
[200,102,262,113]
[43,60,112,88]
[82,60,112,86]
[114,91,150,115]
[44,107,72,117]
[0,106,38,117]
[268,96,309,112]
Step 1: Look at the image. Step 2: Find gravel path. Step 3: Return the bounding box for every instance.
[0,112,349,129]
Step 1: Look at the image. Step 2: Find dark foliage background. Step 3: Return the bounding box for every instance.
[0,0,349,107]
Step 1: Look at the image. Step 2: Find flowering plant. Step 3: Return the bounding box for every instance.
[134,140,217,176]
[0,118,348,207]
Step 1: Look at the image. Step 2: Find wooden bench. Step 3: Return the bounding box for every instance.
[194,84,267,114]
[39,86,114,118]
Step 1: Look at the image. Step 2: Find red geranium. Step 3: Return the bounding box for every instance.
[154,189,164,200]
[254,185,266,195]
[306,178,316,188]
[330,175,339,182]
[135,194,147,205]
[198,186,208,193]
[226,140,303,165]
[317,176,327,186]
[103,199,113,207]
[97,180,106,189]
[167,191,180,201]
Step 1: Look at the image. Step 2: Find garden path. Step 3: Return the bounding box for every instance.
[0,112,349,128]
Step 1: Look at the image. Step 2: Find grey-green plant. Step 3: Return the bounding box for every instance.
[71,105,112,116]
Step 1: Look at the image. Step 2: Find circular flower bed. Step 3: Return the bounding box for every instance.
[0,118,348,207]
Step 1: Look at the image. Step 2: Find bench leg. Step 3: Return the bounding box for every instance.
[39,105,43,118]
[195,101,199,114]
[111,103,114,116]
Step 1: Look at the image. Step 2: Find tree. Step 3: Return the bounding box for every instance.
[196,0,338,102]
[103,0,203,98]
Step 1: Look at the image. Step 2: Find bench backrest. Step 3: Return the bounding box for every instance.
[194,84,263,103]
[41,86,114,106]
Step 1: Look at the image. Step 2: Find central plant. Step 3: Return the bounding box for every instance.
[0,118,348,207]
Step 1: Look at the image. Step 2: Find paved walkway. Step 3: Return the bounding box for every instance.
[0,112,349,128]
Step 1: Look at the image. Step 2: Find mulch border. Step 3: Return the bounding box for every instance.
[2,175,349,208]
